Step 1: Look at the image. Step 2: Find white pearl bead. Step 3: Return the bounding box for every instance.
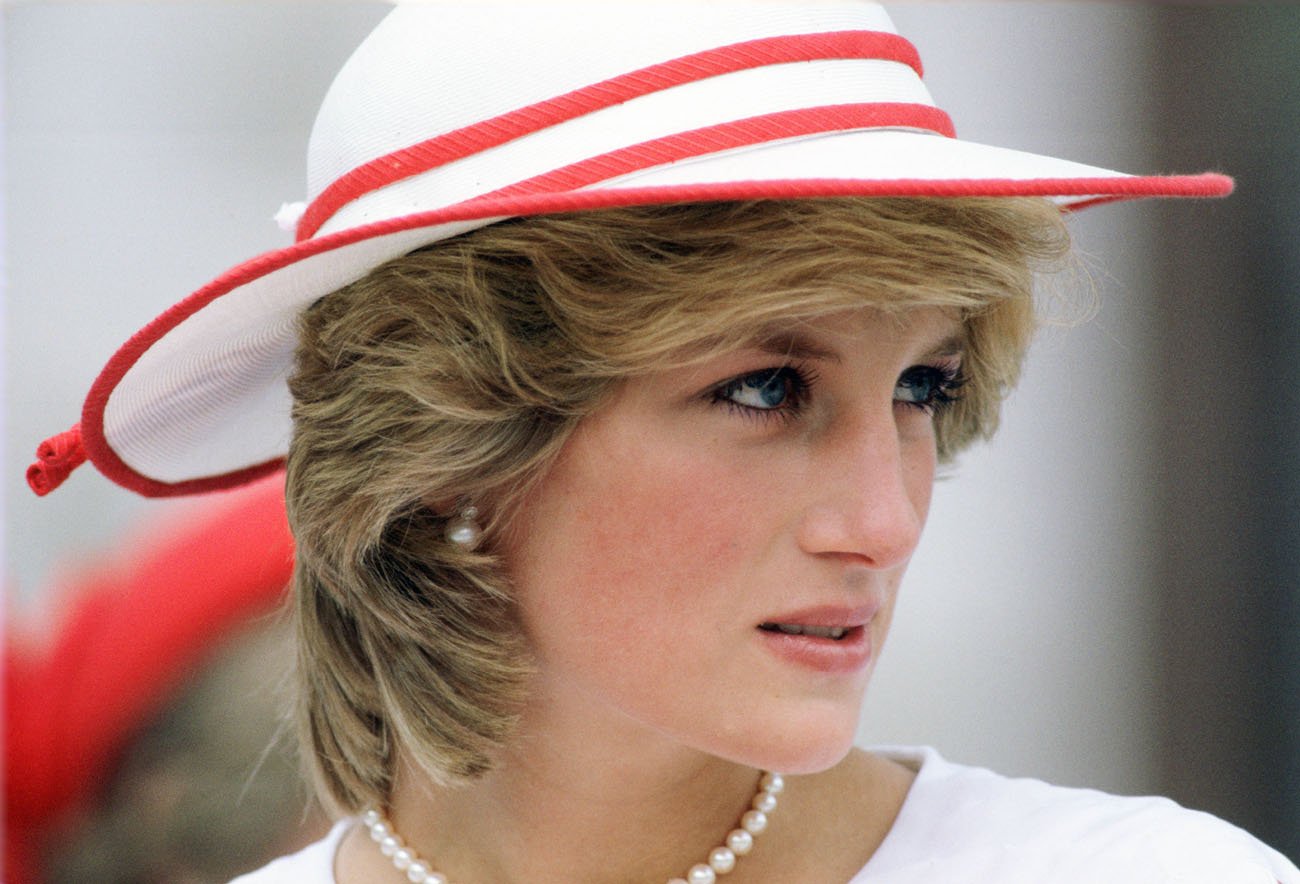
[687,864,717,884]
[369,820,391,842]
[752,791,777,813]
[406,861,430,882]
[741,809,768,835]
[708,846,736,874]
[380,835,403,857]
[392,847,414,870]
[426,875,448,884]
[445,506,482,548]
[362,809,381,827]
[761,772,784,794]
[726,828,754,855]
[445,520,481,547]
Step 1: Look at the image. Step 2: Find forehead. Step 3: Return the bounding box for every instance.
[648,307,966,383]
[664,301,968,361]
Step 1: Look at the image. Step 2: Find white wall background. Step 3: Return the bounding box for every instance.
[6,3,1179,797]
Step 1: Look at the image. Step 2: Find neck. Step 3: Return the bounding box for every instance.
[390,752,766,883]
[377,683,779,883]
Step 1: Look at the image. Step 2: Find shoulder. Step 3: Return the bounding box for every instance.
[228,819,350,884]
[854,746,1300,884]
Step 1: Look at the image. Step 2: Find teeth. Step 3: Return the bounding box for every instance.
[762,623,849,640]
[804,625,847,639]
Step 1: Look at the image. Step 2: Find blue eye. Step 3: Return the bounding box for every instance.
[714,366,810,415]
[895,364,964,413]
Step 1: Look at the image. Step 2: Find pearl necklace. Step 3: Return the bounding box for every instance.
[362,771,784,884]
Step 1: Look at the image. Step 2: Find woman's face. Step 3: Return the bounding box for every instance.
[503,305,962,774]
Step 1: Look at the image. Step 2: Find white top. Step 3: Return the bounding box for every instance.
[231,747,1300,883]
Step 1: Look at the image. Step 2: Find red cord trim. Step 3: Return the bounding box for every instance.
[74,170,1232,498]
[26,425,87,496]
[476,104,955,202]
[297,30,922,240]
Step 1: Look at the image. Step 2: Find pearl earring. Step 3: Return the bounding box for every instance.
[444,505,482,548]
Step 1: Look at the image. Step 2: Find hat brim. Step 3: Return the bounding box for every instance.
[80,128,1230,497]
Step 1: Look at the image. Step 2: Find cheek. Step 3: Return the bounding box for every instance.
[902,424,939,522]
[909,453,937,524]
[509,430,759,643]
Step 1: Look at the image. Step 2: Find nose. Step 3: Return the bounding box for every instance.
[796,408,932,570]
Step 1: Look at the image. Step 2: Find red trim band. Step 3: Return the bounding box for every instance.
[298,30,923,240]
[476,103,955,202]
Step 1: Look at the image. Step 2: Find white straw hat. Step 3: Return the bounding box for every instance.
[28,1,1231,498]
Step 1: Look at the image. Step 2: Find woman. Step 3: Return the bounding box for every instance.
[25,3,1295,882]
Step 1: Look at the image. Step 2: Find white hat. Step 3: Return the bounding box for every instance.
[28,2,1231,498]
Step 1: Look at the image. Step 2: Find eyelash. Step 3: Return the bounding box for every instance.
[709,363,818,425]
[896,362,967,415]
[709,361,966,424]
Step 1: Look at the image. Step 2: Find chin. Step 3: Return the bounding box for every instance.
[765,734,858,776]
[715,707,862,775]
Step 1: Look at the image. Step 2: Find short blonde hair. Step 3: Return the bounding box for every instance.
[286,197,1069,812]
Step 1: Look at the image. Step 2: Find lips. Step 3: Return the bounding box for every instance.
[757,604,876,634]
[755,604,877,674]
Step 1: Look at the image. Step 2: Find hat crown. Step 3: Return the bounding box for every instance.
[303,2,923,235]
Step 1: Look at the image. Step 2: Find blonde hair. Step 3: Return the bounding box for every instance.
[286,197,1070,812]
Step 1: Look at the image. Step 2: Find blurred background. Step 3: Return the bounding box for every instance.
[5,2,1298,878]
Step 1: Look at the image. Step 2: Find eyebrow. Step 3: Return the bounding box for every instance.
[921,334,967,361]
[754,332,843,364]
[752,330,967,364]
